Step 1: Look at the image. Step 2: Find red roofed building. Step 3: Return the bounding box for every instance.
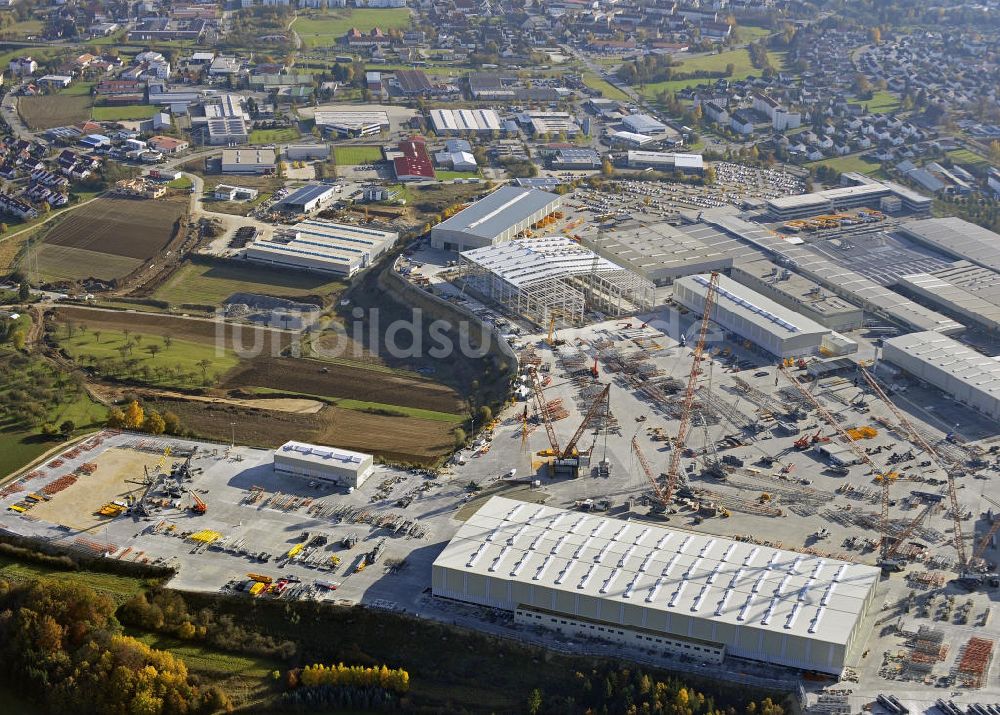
[393,136,435,181]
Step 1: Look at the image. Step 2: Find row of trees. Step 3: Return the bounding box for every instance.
[291,663,410,693]
[528,666,787,715]
[106,399,181,435]
[0,579,229,714]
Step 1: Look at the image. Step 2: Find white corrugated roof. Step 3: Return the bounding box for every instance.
[461,236,621,287]
[434,497,879,645]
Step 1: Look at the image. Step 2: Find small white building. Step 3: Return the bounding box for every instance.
[214,184,259,201]
[273,441,374,488]
[221,148,276,174]
[38,75,72,88]
[8,57,37,76]
[284,144,331,161]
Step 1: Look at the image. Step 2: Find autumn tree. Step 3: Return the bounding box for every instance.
[123,400,144,430]
[106,406,126,428]
[143,410,166,435]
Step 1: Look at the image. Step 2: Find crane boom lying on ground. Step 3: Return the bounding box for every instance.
[632,436,670,509]
[777,365,897,564]
[664,271,720,505]
[858,366,968,572]
[532,373,560,457]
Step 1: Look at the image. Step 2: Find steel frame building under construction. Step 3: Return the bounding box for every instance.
[459,236,654,326]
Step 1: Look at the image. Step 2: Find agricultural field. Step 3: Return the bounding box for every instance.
[249,127,300,144]
[24,196,188,282]
[91,104,159,121]
[333,145,384,165]
[143,396,459,465]
[291,8,410,48]
[641,48,786,97]
[151,258,345,306]
[222,356,464,414]
[581,71,631,101]
[18,94,93,130]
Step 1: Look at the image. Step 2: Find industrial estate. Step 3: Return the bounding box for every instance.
[0,0,998,712]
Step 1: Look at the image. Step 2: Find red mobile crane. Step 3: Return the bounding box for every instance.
[662,271,721,506]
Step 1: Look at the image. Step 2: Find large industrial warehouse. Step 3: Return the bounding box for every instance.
[459,236,653,326]
[245,219,397,277]
[586,222,732,286]
[882,331,1000,422]
[896,217,1000,273]
[895,261,1000,333]
[430,186,562,251]
[673,273,832,359]
[433,497,880,675]
[273,441,374,488]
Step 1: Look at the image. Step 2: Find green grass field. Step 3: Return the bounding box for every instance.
[167,176,193,190]
[734,25,772,43]
[129,632,279,678]
[1,19,44,37]
[91,105,159,121]
[250,127,300,144]
[333,145,383,165]
[56,328,239,388]
[153,260,344,306]
[61,81,95,97]
[864,90,901,113]
[0,555,148,600]
[581,71,630,101]
[641,48,786,97]
[806,153,884,176]
[947,148,992,170]
[0,349,106,478]
[436,170,480,180]
[292,8,410,48]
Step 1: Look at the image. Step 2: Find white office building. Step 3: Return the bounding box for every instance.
[273,441,374,488]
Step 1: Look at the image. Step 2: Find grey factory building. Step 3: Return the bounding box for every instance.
[673,273,832,359]
[895,261,1000,334]
[731,260,865,332]
[432,497,880,675]
[585,222,733,286]
[896,217,1000,273]
[430,186,562,252]
[882,332,1000,423]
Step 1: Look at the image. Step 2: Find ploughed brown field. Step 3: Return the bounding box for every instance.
[223,357,464,414]
[145,398,458,465]
[42,195,188,260]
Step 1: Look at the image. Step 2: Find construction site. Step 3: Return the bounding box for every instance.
[431,271,999,712]
[1,266,999,711]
